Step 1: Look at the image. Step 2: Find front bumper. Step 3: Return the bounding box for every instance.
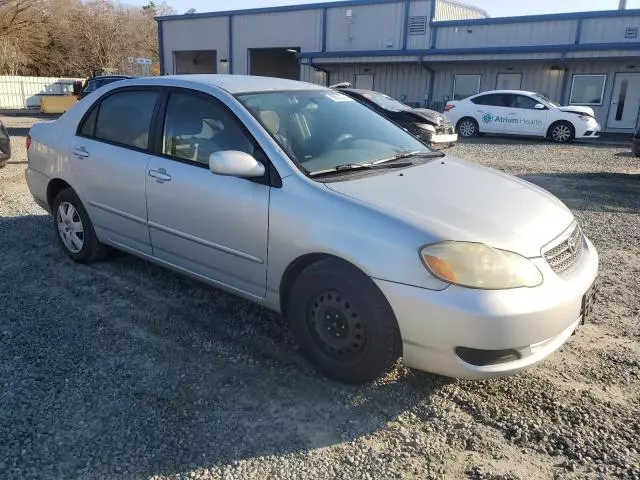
[575,118,601,138]
[374,236,599,379]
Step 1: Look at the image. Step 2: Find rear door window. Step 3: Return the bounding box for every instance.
[471,94,510,107]
[81,90,158,150]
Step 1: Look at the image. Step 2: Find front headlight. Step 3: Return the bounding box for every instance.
[420,242,543,289]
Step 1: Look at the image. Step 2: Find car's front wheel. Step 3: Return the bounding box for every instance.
[548,121,575,143]
[287,259,402,384]
[52,187,106,263]
[457,117,479,138]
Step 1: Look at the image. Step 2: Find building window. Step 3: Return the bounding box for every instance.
[408,16,428,35]
[453,74,481,101]
[569,75,606,105]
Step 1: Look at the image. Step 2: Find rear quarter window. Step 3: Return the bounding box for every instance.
[78,89,158,150]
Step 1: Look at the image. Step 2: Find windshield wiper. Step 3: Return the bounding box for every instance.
[309,161,413,177]
[375,150,444,164]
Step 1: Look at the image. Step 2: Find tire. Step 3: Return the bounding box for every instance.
[548,121,575,143]
[457,117,479,138]
[287,259,402,384]
[52,187,106,263]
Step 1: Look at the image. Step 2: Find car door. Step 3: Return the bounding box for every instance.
[470,93,511,133]
[506,94,549,136]
[145,88,270,299]
[71,88,160,255]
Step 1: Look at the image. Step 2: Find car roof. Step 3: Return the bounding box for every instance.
[472,90,537,96]
[118,74,328,94]
[88,75,132,81]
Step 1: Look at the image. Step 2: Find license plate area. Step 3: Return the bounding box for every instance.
[580,278,599,324]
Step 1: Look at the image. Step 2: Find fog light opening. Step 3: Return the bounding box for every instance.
[455,347,522,366]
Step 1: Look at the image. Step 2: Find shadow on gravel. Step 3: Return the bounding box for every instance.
[520,172,640,213]
[0,214,445,479]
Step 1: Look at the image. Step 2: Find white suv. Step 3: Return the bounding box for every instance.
[444,90,601,143]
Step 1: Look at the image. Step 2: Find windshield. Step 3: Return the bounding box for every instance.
[533,93,560,107]
[236,90,432,175]
[359,91,412,112]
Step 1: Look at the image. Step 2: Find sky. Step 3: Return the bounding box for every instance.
[140,0,640,16]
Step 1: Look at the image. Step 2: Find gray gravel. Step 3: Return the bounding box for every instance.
[1,115,639,480]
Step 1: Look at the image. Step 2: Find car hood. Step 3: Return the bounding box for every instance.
[324,157,574,258]
[410,108,450,126]
[558,105,596,116]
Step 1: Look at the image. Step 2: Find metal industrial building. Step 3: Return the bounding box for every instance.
[156,0,640,133]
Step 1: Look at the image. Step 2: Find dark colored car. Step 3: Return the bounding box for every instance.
[0,120,10,168]
[331,83,458,147]
[75,75,133,100]
[633,126,640,157]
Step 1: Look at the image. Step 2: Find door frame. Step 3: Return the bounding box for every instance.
[605,71,640,130]
[495,72,523,90]
[354,73,375,90]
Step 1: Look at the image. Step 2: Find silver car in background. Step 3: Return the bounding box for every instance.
[25,75,599,383]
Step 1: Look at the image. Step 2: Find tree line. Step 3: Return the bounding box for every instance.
[0,0,176,77]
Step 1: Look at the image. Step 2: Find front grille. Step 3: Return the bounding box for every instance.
[543,223,584,276]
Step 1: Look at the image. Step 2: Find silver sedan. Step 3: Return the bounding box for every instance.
[25,75,599,383]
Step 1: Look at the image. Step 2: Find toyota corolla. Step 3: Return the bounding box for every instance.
[25,75,599,383]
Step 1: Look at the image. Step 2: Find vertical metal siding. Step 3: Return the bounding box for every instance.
[436,20,576,48]
[429,59,639,130]
[434,0,487,21]
[300,65,328,85]
[580,16,640,43]
[325,62,429,104]
[233,10,323,75]
[560,61,640,130]
[406,0,433,50]
[430,63,565,104]
[325,2,405,51]
[162,17,229,75]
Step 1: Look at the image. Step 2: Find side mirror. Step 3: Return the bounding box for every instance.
[534,103,546,110]
[209,150,265,178]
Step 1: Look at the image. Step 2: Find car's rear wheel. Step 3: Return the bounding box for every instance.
[548,121,575,143]
[457,117,479,138]
[52,188,106,263]
[287,259,402,384]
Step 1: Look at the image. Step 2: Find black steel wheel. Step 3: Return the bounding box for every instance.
[287,258,402,384]
[307,289,367,362]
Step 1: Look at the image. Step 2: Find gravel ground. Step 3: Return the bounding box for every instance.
[1,115,639,480]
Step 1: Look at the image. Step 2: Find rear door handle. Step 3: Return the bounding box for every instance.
[148,168,171,183]
[72,147,89,158]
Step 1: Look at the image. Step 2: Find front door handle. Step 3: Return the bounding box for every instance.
[148,168,171,183]
[72,146,89,158]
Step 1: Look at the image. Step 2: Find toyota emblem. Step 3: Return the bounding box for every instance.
[567,236,576,254]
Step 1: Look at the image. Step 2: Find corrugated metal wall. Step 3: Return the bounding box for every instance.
[428,59,640,130]
[324,62,429,104]
[434,0,487,20]
[233,10,323,75]
[300,65,328,85]
[162,17,229,75]
[436,20,576,48]
[406,0,434,50]
[430,62,565,103]
[580,16,640,44]
[559,61,640,130]
[325,2,405,51]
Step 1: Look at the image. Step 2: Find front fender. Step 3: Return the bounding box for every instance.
[266,174,448,310]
